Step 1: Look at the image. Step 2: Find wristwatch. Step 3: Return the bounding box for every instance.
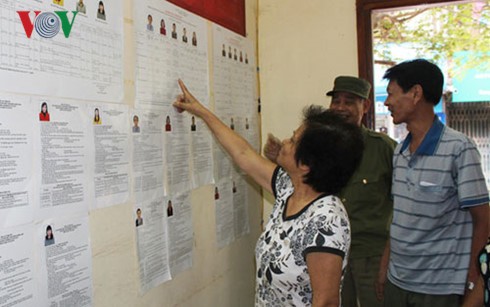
[467,281,475,291]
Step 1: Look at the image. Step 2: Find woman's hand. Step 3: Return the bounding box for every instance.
[173,79,207,117]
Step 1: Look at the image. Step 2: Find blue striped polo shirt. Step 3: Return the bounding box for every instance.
[388,116,489,295]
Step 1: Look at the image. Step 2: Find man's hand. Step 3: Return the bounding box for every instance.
[375,241,390,301]
[375,267,387,301]
[263,133,281,163]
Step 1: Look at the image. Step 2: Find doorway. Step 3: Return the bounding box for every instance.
[357,0,490,189]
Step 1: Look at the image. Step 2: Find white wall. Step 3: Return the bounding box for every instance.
[258,0,358,216]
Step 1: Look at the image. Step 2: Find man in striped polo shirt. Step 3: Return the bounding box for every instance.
[378,59,489,306]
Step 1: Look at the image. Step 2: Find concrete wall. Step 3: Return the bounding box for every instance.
[258,0,358,216]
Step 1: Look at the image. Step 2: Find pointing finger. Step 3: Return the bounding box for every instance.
[178,79,189,97]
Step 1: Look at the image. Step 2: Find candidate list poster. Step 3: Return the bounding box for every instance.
[134,0,209,110]
[163,107,192,195]
[189,113,214,188]
[232,176,250,238]
[212,24,260,180]
[0,95,36,228]
[36,215,93,307]
[134,0,214,191]
[131,109,165,203]
[0,0,123,102]
[35,98,91,221]
[134,197,171,293]
[0,224,35,307]
[214,178,235,248]
[88,103,130,210]
[165,192,193,277]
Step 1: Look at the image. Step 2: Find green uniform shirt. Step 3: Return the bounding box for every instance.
[338,126,396,259]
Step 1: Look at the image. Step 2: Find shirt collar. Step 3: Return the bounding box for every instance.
[399,116,444,155]
[360,125,368,134]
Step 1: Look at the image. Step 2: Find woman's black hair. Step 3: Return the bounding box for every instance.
[41,102,48,114]
[99,1,105,14]
[45,225,53,240]
[294,105,363,194]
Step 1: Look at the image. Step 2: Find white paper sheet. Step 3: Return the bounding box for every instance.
[164,107,192,195]
[212,24,260,178]
[215,178,235,248]
[0,0,123,102]
[189,116,214,188]
[36,99,91,220]
[166,192,193,277]
[233,176,250,238]
[89,103,130,209]
[0,95,36,227]
[131,109,165,203]
[134,197,171,293]
[134,0,209,110]
[37,215,93,307]
[0,224,35,307]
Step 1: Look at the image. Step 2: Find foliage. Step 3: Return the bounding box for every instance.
[372,1,490,79]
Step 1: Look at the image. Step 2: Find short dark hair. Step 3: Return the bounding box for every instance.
[383,59,444,105]
[295,106,363,194]
[45,225,53,240]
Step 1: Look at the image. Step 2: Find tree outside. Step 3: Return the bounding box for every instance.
[371,1,490,142]
[372,1,490,76]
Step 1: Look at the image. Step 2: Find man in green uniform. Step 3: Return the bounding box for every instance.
[326,76,395,307]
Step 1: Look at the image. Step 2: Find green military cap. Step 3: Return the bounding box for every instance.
[326,76,371,99]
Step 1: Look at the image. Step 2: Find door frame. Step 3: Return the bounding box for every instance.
[356,0,459,128]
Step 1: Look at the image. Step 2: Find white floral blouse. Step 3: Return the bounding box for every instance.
[255,167,350,306]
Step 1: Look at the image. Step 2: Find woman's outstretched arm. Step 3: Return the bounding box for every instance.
[173,79,277,194]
